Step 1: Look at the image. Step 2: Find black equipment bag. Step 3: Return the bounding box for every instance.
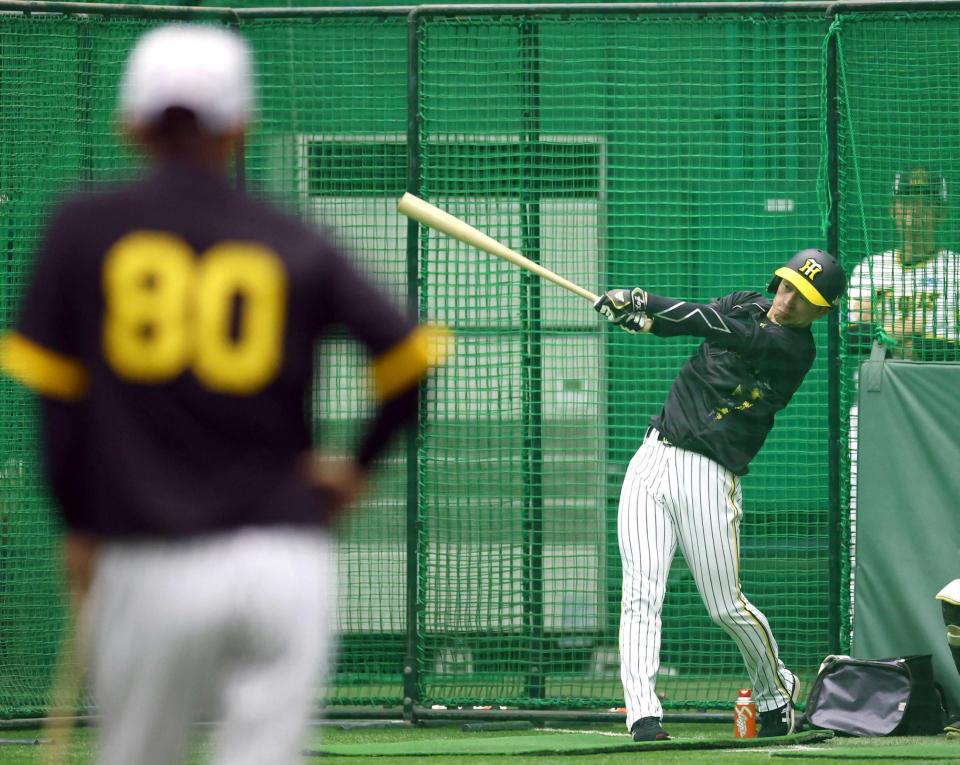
[804,655,946,736]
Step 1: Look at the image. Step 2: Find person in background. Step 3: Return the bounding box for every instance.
[848,169,959,361]
[846,170,959,637]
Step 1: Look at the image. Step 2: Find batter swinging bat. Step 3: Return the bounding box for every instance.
[397,193,598,303]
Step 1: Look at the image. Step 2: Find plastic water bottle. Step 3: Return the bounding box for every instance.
[734,688,757,738]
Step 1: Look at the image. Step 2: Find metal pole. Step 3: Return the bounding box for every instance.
[403,9,423,722]
[402,2,830,16]
[825,12,842,657]
[0,1,413,18]
[519,17,545,702]
[7,0,960,21]
[76,23,92,191]
[411,0,960,13]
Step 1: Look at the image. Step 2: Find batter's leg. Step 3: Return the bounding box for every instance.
[671,450,797,713]
[618,438,678,728]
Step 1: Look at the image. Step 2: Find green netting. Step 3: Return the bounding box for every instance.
[0,2,953,721]
[0,14,155,718]
[415,12,828,710]
[833,11,960,653]
[244,15,412,707]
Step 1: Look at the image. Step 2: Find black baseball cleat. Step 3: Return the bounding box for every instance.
[631,717,671,741]
[758,675,801,738]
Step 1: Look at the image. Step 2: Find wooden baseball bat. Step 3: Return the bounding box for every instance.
[397,193,598,303]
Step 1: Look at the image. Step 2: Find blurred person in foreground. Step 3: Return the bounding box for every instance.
[0,24,445,765]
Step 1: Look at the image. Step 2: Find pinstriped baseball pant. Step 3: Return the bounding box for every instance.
[618,429,796,728]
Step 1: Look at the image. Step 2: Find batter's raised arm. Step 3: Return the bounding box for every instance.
[596,287,796,357]
[649,291,792,346]
[594,250,846,361]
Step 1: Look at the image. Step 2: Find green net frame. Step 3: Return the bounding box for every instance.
[0,1,953,719]
[413,8,829,711]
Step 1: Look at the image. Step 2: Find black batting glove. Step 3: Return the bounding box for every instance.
[593,288,649,333]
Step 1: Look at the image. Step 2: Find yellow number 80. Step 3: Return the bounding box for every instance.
[103,231,287,395]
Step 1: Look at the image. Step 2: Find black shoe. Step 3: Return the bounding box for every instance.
[758,676,800,738]
[757,705,794,738]
[944,718,960,736]
[631,717,671,741]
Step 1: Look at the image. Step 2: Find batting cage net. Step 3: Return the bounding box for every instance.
[0,3,955,719]
[833,11,960,651]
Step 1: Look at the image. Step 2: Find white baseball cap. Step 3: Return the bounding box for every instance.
[120,24,253,133]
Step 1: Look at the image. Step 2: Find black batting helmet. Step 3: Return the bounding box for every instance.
[893,168,947,204]
[767,248,846,307]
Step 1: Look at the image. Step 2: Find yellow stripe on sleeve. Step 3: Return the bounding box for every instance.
[0,331,90,401]
[372,325,452,401]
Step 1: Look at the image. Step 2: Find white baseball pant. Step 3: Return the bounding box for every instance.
[618,429,796,727]
[87,526,337,765]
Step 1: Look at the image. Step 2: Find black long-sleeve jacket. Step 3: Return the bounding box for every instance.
[647,290,816,475]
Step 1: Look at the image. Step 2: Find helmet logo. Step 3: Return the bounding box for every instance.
[798,258,824,280]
